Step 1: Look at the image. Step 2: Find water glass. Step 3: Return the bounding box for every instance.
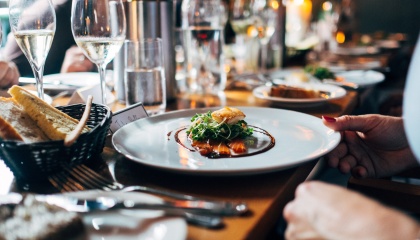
[124,39,166,115]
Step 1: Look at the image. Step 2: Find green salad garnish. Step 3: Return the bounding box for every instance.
[186,111,253,141]
[304,65,335,80]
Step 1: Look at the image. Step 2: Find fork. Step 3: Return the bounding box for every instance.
[49,164,248,215]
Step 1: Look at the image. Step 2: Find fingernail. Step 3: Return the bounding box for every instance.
[322,116,336,122]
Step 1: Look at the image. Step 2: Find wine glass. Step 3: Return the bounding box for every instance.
[71,0,126,104]
[229,0,254,73]
[181,0,227,95]
[9,0,56,100]
[250,0,276,73]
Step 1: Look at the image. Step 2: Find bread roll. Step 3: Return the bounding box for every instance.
[8,86,90,141]
[0,97,50,143]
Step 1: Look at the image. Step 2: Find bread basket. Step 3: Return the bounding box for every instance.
[0,103,112,181]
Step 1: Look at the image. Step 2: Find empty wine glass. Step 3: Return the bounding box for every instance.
[71,0,126,104]
[250,0,276,73]
[9,0,56,100]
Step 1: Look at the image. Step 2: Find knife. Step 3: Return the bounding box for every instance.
[35,195,248,216]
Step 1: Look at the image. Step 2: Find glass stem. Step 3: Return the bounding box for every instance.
[260,42,268,73]
[97,63,108,104]
[32,65,45,100]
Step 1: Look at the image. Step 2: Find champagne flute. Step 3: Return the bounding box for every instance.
[71,0,126,104]
[9,0,56,100]
[250,0,276,73]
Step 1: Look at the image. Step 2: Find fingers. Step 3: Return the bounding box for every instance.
[322,115,379,133]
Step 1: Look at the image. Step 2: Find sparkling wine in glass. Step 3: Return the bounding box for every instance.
[71,0,126,104]
[250,0,276,73]
[9,0,56,100]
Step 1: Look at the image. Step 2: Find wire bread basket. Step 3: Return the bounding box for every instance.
[0,103,112,181]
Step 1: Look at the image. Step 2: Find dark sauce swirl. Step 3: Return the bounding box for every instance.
[172,125,275,158]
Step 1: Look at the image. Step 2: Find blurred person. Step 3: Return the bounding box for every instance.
[60,46,94,73]
[283,34,420,239]
[0,60,20,89]
[1,0,94,77]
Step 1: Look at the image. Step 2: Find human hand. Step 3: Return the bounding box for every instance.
[60,46,94,73]
[283,181,420,240]
[322,114,419,178]
[0,60,20,89]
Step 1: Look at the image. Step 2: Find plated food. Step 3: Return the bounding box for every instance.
[112,107,341,175]
[270,84,328,99]
[185,107,259,158]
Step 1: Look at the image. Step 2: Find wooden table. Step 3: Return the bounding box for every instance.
[1,88,358,239]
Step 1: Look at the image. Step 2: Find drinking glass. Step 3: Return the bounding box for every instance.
[71,0,126,104]
[229,0,254,73]
[124,39,166,115]
[181,0,227,95]
[250,0,276,73]
[9,0,56,100]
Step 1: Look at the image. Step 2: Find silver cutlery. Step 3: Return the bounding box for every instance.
[49,164,248,216]
[30,194,223,228]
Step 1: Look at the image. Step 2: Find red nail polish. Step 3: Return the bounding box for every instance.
[322,116,336,122]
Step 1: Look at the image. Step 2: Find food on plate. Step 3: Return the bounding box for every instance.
[270,84,325,99]
[0,97,49,142]
[304,64,336,80]
[186,107,254,157]
[0,194,86,240]
[0,85,90,142]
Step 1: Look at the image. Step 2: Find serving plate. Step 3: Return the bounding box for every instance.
[335,70,385,88]
[19,72,101,93]
[112,107,341,176]
[269,68,385,88]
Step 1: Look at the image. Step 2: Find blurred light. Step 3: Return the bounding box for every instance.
[336,31,345,43]
[322,1,332,11]
[271,0,280,10]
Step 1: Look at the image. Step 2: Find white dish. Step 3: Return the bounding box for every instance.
[269,68,385,88]
[336,70,385,88]
[253,83,346,107]
[19,72,101,92]
[0,191,187,240]
[112,107,341,176]
[0,90,52,105]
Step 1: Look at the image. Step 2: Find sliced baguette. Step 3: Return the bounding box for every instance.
[8,86,90,141]
[0,97,50,143]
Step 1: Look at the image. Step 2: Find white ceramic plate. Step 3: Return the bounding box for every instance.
[252,83,346,107]
[112,107,341,176]
[0,191,187,240]
[336,70,385,88]
[0,90,52,105]
[66,190,187,240]
[19,72,101,92]
[269,68,385,88]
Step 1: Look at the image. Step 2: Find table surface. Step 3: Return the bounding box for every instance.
[1,87,358,239]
